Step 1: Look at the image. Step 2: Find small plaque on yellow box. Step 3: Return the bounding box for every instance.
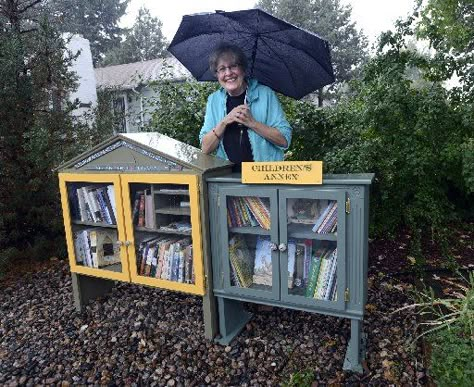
[242,161,323,185]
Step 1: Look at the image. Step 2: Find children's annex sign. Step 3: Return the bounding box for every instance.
[241,161,323,185]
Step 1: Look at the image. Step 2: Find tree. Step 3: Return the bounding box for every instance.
[0,0,114,272]
[44,0,130,64]
[416,0,474,99]
[256,0,368,104]
[101,6,168,66]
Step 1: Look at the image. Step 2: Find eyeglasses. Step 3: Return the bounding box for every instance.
[216,63,240,75]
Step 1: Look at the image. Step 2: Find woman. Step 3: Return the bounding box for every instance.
[200,43,292,168]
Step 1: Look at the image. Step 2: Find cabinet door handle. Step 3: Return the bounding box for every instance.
[270,242,278,251]
[116,241,124,247]
[278,243,287,252]
[124,241,131,247]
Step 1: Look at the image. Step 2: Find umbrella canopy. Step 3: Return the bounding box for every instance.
[168,8,335,99]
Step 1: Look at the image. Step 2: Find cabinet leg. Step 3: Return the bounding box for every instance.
[343,319,366,373]
[202,292,218,340]
[71,273,115,313]
[215,297,252,345]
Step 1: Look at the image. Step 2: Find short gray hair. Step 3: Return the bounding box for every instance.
[209,43,248,75]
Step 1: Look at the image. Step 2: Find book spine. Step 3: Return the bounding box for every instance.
[144,193,155,229]
[106,185,117,224]
[317,203,338,234]
[80,187,94,222]
[131,191,141,225]
[87,187,103,223]
[101,187,116,224]
[312,201,334,232]
[137,192,146,227]
[305,255,322,297]
[95,188,111,224]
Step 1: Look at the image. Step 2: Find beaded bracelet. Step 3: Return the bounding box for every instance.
[212,129,221,140]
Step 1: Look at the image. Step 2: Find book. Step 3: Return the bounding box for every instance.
[144,192,155,229]
[85,187,102,223]
[312,201,335,232]
[137,192,146,227]
[287,199,321,224]
[287,239,296,288]
[92,229,120,267]
[293,242,306,288]
[100,187,116,224]
[253,236,273,286]
[303,240,312,286]
[184,245,193,284]
[305,254,323,298]
[106,185,117,224]
[89,229,99,268]
[131,191,142,225]
[76,187,89,221]
[228,235,254,288]
[82,230,93,267]
[95,188,111,224]
[315,202,338,234]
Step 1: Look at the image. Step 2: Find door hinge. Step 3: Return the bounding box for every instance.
[220,271,224,287]
[217,195,221,207]
[345,197,351,214]
[344,288,350,302]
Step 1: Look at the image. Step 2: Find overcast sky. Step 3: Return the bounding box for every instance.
[120,0,416,48]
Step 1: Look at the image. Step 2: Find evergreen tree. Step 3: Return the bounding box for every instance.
[101,6,168,66]
[0,0,85,267]
[256,0,368,103]
[44,0,130,64]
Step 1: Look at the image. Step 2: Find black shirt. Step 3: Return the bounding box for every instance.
[223,91,254,171]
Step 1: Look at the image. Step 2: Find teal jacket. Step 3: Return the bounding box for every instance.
[199,78,292,162]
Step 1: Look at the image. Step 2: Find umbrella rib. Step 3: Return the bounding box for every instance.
[260,35,333,78]
[258,37,299,94]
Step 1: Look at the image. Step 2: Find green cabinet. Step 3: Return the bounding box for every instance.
[207,173,374,372]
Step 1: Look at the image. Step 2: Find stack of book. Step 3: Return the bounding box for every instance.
[158,221,192,233]
[71,185,117,224]
[227,196,271,230]
[131,190,156,229]
[305,247,338,301]
[312,201,338,234]
[136,236,194,284]
[74,228,120,268]
[228,235,254,288]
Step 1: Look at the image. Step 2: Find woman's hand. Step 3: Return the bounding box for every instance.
[226,104,257,128]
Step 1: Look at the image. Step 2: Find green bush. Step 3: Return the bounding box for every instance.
[429,325,474,386]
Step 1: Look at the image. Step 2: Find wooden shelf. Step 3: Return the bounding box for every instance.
[76,262,122,273]
[228,226,271,236]
[154,190,189,196]
[72,220,117,229]
[134,226,191,236]
[155,206,191,216]
[287,223,337,241]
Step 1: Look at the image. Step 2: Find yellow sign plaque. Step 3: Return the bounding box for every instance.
[241,161,323,185]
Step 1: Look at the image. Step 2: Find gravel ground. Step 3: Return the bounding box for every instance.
[0,253,430,387]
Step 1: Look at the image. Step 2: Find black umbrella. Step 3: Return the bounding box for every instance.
[168,8,335,99]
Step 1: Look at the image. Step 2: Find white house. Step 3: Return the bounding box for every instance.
[65,35,98,122]
[94,57,191,133]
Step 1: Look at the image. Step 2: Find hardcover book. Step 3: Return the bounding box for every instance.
[253,236,273,287]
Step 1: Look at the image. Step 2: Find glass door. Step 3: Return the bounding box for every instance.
[121,174,205,296]
[279,189,346,311]
[219,186,279,300]
[58,173,130,282]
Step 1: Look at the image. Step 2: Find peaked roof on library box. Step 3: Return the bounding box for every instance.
[58,132,232,172]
